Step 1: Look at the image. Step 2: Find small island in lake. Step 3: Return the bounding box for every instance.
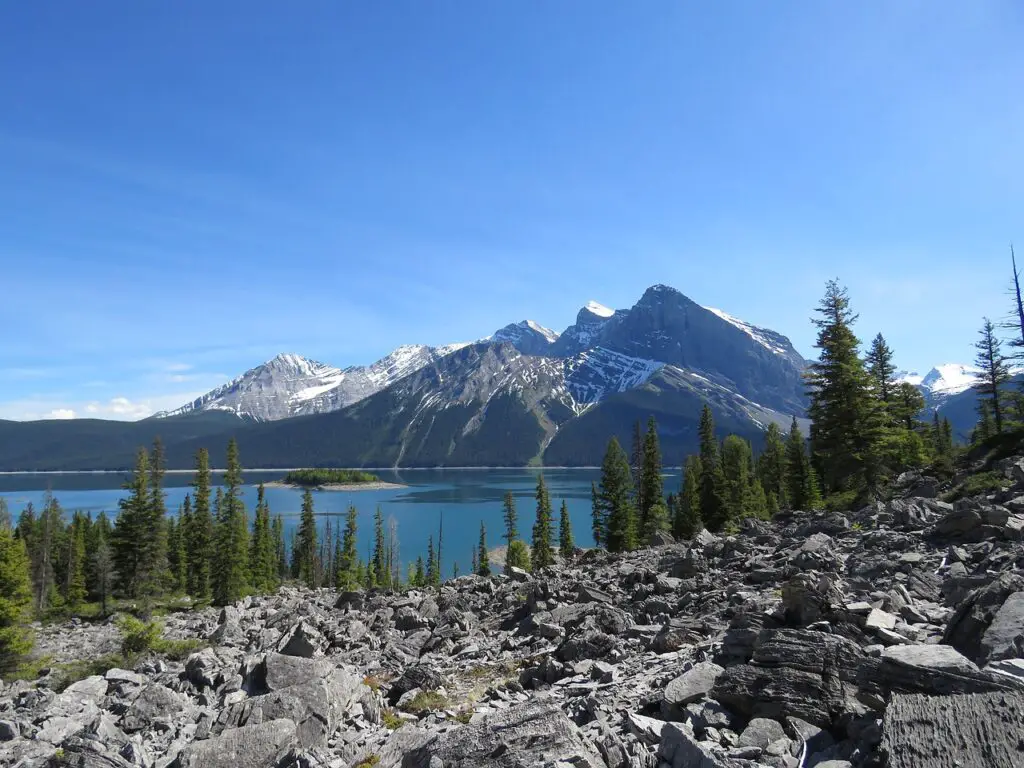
[269,468,407,491]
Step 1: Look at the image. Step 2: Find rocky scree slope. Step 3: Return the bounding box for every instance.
[9,460,1024,767]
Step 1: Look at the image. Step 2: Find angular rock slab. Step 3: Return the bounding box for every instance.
[663,662,724,718]
[174,718,297,768]
[400,700,605,768]
[979,591,1024,666]
[881,692,1024,768]
[658,722,732,768]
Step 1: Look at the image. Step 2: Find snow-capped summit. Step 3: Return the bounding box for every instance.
[584,300,614,318]
[490,320,560,355]
[897,363,980,406]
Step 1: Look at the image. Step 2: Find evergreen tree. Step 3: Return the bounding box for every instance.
[0,523,33,672]
[92,527,114,617]
[600,437,638,552]
[558,500,575,558]
[807,281,883,493]
[471,546,477,576]
[531,475,555,570]
[65,513,87,611]
[505,540,531,572]
[590,481,604,548]
[476,523,491,577]
[0,499,9,531]
[176,495,192,591]
[372,507,389,589]
[249,483,275,593]
[336,505,358,591]
[295,489,319,589]
[187,449,213,600]
[638,417,665,539]
[272,515,287,583]
[973,317,1010,435]
[749,478,769,520]
[721,435,754,524]
[675,455,703,539]
[866,333,897,406]
[756,423,788,510]
[113,449,150,599]
[425,536,436,587]
[786,417,822,510]
[630,420,644,509]
[218,438,250,602]
[414,556,425,587]
[167,511,187,593]
[502,491,518,546]
[891,382,926,432]
[942,418,954,454]
[144,438,170,603]
[698,406,728,531]
[452,562,459,579]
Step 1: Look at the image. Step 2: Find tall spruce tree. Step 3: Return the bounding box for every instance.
[272,515,287,583]
[502,491,518,546]
[167,511,187,593]
[220,438,250,601]
[973,317,1010,435]
[65,514,87,611]
[866,333,897,407]
[638,416,665,539]
[786,417,821,510]
[756,423,788,510]
[0,523,33,672]
[630,420,644,510]
[187,449,213,600]
[113,449,150,599]
[697,406,728,531]
[336,505,358,590]
[531,475,555,570]
[144,438,170,603]
[806,280,881,494]
[295,489,319,588]
[721,436,753,524]
[476,523,491,577]
[372,507,388,589]
[675,455,703,539]
[425,536,436,587]
[590,481,605,549]
[249,483,275,593]
[600,437,638,552]
[558,500,574,558]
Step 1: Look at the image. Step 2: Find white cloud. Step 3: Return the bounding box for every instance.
[48,408,76,420]
[0,390,207,422]
[165,362,193,373]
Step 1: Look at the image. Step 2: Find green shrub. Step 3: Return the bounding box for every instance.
[822,490,859,512]
[355,756,380,768]
[117,615,163,655]
[152,637,204,661]
[400,690,450,713]
[382,709,404,730]
[944,471,1005,502]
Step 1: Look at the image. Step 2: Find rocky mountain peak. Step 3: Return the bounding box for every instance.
[490,320,560,355]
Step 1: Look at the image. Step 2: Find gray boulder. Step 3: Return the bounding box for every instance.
[174,718,296,768]
[121,684,188,732]
[979,591,1024,666]
[663,662,724,718]
[858,644,1024,703]
[713,629,864,728]
[942,573,1024,664]
[737,717,787,749]
[400,700,605,768]
[658,722,732,768]
[277,621,324,657]
[881,692,1024,768]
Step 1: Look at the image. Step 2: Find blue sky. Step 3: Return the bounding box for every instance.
[2,2,1022,420]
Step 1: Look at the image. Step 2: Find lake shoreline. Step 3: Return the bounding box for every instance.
[263,480,409,492]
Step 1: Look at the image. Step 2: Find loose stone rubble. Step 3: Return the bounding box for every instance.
[5,458,1024,767]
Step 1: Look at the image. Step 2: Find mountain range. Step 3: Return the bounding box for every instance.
[0,283,982,470]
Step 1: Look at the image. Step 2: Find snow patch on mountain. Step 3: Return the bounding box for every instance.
[564,347,664,405]
[585,300,615,318]
[702,307,788,356]
[897,363,981,399]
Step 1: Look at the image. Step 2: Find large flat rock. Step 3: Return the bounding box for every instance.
[881,692,1024,768]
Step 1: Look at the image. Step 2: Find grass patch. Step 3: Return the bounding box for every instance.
[354,756,381,768]
[822,490,860,512]
[50,653,134,693]
[944,471,1006,502]
[399,690,450,714]
[382,709,404,730]
[152,637,204,661]
[454,711,473,724]
[362,674,382,692]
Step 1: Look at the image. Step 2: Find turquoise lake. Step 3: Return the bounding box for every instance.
[0,468,683,578]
